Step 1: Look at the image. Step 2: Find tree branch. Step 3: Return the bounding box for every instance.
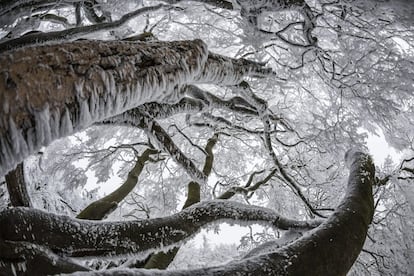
[0,239,89,275]
[0,4,166,52]
[0,201,321,258]
[142,132,219,269]
[76,148,159,220]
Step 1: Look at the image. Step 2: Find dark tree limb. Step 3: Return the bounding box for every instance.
[109,86,259,123]
[217,168,277,199]
[5,162,32,207]
[0,200,320,258]
[0,239,89,275]
[82,0,111,24]
[76,148,159,220]
[106,113,208,184]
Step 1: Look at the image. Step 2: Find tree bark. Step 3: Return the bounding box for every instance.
[5,162,32,207]
[0,239,89,275]
[0,200,319,258]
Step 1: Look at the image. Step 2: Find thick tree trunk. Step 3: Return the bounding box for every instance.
[0,39,270,177]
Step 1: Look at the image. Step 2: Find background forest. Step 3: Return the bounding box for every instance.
[0,0,414,275]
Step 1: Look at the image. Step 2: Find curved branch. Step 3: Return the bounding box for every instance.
[0,239,89,275]
[76,148,159,220]
[217,168,277,199]
[82,0,111,24]
[0,201,321,258]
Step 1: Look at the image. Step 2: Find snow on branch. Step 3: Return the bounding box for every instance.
[0,4,167,52]
[102,113,207,184]
[195,53,273,84]
[140,118,208,184]
[0,200,321,258]
[0,240,90,275]
[111,85,258,122]
[0,39,272,177]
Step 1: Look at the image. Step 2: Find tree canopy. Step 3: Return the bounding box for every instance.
[0,0,413,275]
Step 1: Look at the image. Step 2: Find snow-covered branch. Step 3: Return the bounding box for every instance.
[0,4,166,52]
[104,114,207,184]
[0,200,321,258]
[0,240,90,275]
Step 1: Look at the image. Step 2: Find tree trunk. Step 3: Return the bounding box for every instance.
[5,162,32,207]
[0,39,270,177]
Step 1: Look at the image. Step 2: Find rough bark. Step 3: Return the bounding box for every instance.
[76,148,158,220]
[5,162,32,207]
[70,151,374,275]
[0,39,271,177]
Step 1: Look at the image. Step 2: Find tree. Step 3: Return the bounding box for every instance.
[0,0,413,275]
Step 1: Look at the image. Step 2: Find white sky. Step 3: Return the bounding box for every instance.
[366,129,402,166]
